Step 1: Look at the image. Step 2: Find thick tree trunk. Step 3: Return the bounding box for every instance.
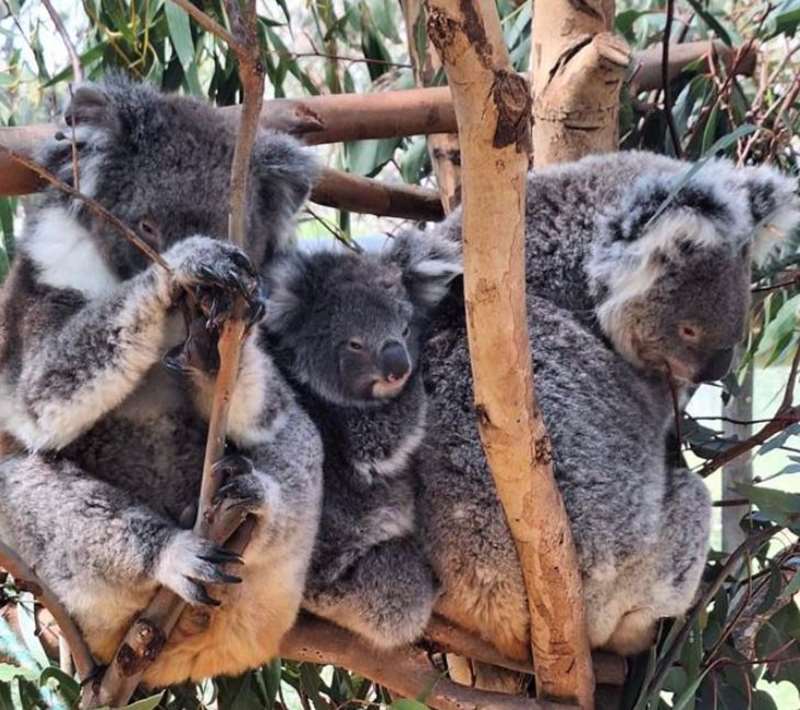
[530,0,629,164]
[425,2,594,707]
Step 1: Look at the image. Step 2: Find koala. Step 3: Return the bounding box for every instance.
[262,232,461,648]
[0,76,323,687]
[418,152,800,684]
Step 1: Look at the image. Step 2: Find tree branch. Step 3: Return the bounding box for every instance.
[83,2,266,705]
[41,0,83,83]
[280,615,574,710]
[426,2,594,707]
[0,542,96,682]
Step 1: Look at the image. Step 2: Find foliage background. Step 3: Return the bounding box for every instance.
[1,0,800,708]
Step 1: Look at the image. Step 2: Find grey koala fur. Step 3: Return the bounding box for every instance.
[0,76,323,687]
[262,232,460,648]
[418,151,800,677]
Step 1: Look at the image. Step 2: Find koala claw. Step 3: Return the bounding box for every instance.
[211,455,269,518]
[156,530,243,607]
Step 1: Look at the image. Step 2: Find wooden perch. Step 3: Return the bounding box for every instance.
[0,39,756,205]
[281,615,573,710]
[0,125,443,221]
[531,0,629,165]
[426,2,594,708]
[82,2,266,705]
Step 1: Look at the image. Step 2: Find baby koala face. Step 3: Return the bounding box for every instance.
[264,233,462,407]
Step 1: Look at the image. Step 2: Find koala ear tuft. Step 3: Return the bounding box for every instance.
[262,253,312,338]
[385,228,462,311]
[251,132,320,260]
[735,165,800,262]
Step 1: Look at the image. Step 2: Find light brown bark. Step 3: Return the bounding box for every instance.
[425,2,594,707]
[281,616,573,710]
[0,126,442,221]
[531,0,629,165]
[402,0,462,213]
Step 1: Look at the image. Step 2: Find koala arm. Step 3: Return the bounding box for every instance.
[0,258,174,452]
[188,338,323,554]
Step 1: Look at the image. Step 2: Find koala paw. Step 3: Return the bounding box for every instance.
[164,236,266,329]
[155,529,243,607]
[212,454,272,520]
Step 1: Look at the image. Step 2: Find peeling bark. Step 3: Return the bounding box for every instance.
[531,0,629,164]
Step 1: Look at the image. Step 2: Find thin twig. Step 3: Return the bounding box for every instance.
[86,2,266,704]
[168,0,235,48]
[662,0,682,157]
[41,0,83,83]
[0,146,169,271]
[0,541,96,681]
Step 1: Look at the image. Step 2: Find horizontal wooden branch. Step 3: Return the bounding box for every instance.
[423,616,625,687]
[0,39,755,209]
[0,126,443,221]
[281,615,574,710]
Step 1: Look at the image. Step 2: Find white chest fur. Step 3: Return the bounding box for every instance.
[24,206,121,298]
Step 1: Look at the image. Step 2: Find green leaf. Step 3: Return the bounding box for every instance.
[671,667,713,710]
[164,2,202,96]
[735,484,800,527]
[345,137,401,177]
[755,293,800,364]
[683,0,733,45]
[121,691,165,710]
[390,700,429,710]
[0,664,38,683]
[16,596,48,670]
[39,666,80,706]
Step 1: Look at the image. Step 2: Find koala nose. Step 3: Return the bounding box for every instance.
[694,347,735,383]
[379,340,411,382]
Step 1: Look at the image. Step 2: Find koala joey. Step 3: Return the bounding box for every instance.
[0,76,323,687]
[420,152,800,683]
[262,232,461,648]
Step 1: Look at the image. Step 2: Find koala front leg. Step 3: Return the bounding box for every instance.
[304,536,439,649]
[3,237,254,451]
[0,455,242,641]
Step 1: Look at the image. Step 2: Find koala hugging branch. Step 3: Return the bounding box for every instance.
[0,2,799,710]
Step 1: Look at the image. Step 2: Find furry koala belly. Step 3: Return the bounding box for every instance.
[64,368,208,514]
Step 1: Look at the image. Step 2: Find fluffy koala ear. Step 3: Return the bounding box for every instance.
[251,132,319,255]
[732,165,800,262]
[63,83,116,131]
[384,228,462,311]
[261,253,312,338]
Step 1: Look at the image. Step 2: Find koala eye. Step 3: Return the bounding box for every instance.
[402,324,411,338]
[679,323,701,343]
[137,218,161,245]
[347,339,364,352]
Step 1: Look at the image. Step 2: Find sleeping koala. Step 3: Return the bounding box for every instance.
[263,232,460,648]
[0,76,323,687]
[420,152,800,683]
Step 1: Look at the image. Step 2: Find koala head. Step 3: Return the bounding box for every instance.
[589,161,800,383]
[264,231,461,406]
[38,73,317,279]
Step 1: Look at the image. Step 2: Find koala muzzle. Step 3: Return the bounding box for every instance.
[694,347,735,383]
[380,340,411,383]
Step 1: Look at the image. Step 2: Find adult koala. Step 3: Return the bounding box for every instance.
[263,232,460,648]
[419,152,800,680]
[0,76,323,686]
